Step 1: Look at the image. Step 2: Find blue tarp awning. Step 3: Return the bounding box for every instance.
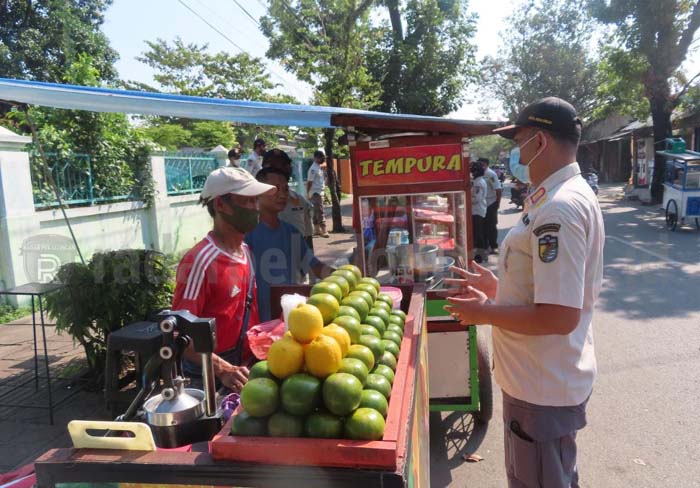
[0,78,500,134]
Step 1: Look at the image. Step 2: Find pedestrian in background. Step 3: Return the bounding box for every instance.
[445,97,604,488]
[470,161,488,263]
[245,138,266,176]
[479,157,503,254]
[307,150,329,238]
[227,146,242,167]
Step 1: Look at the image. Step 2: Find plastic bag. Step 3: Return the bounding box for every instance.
[280,293,307,327]
[247,319,285,360]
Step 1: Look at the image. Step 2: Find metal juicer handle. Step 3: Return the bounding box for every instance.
[200,353,216,416]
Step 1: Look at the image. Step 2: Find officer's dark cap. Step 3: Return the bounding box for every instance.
[493,97,582,140]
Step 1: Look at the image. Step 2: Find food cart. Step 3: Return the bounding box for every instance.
[0,78,499,488]
[659,138,700,231]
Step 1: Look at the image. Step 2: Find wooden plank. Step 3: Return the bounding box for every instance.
[34,448,405,488]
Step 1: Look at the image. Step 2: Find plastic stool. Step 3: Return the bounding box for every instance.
[104,321,163,418]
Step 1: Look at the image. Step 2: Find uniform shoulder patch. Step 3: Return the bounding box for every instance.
[533,223,561,236]
[538,235,558,263]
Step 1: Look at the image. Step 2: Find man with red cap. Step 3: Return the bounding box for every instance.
[445,97,604,488]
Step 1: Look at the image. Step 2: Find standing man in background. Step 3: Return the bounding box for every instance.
[307,150,329,238]
[479,157,503,254]
[245,138,266,176]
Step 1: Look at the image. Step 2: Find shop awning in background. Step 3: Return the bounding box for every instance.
[0,78,500,135]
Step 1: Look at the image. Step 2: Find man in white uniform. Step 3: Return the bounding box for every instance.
[245,138,266,176]
[307,150,329,238]
[479,157,503,253]
[445,97,604,488]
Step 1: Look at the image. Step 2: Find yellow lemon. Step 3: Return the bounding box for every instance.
[288,303,324,344]
[267,336,305,379]
[321,324,351,357]
[304,335,342,378]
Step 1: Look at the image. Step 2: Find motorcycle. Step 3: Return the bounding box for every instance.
[584,172,599,195]
[509,181,528,210]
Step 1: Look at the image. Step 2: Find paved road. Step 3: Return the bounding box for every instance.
[430,184,700,487]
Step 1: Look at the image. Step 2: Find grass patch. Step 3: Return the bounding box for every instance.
[0,304,32,324]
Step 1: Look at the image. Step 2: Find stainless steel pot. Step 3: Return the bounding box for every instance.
[387,243,439,279]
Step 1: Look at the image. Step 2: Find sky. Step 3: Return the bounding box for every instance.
[103,0,700,122]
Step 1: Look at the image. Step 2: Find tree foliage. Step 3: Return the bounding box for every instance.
[0,0,118,83]
[369,0,478,115]
[481,0,599,119]
[129,37,299,152]
[261,0,382,232]
[9,54,156,206]
[590,0,700,202]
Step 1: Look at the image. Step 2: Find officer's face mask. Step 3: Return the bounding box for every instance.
[508,132,547,184]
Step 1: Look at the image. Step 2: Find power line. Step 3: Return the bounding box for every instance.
[176,0,308,100]
[231,0,260,26]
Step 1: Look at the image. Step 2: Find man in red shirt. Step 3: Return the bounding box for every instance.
[172,166,275,392]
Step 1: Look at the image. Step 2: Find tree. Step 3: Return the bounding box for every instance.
[481,0,599,120]
[9,54,155,206]
[590,0,700,203]
[469,135,514,166]
[261,0,382,232]
[369,0,479,115]
[128,38,299,152]
[0,0,118,118]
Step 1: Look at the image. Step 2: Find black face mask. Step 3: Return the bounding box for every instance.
[220,198,259,233]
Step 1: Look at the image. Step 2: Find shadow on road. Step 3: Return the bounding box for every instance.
[598,192,700,319]
[429,411,489,487]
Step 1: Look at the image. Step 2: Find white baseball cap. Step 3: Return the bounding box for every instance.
[200,167,276,201]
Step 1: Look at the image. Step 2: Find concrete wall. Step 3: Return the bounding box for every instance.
[0,127,218,303]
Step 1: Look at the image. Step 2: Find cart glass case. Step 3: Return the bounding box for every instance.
[350,136,472,290]
[359,191,467,288]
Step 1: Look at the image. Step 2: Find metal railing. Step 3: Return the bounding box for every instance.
[164,154,219,196]
[31,153,136,209]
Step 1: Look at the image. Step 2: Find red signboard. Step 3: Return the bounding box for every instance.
[354,144,464,187]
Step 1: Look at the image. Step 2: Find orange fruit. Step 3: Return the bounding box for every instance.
[240,378,279,417]
[344,407,385,440]
[324,275,351,297]
[280,373,321,416]
[372,364,395,385]
[332,269,358,290]
[231,410,268,436]
[311,281,343,303]
[358,334,384,365]
[304,334,342,378]
[322,372,363,416]
[267,336,305,379]
[305,410,344,438]
[341,295,369,321]
[359,389,388,417]
[338,357,369,386]
[308,293,340,325]
[331,315,362,344]
[321,323,351,356]
[365,373,392,399]
[267,411,304,437]
[346,344,375,371]
[339,264,363,283]
[288,303,324,343]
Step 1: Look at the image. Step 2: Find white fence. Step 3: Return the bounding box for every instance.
[0,126,226,303]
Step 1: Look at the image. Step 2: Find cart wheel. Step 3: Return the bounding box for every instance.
[666,200,678,231]
[474,327,493,424]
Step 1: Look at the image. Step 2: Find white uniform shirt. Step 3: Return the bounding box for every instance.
[484,167,503,206]
[280,190,313,237]
[493,162,604,407]
[471,176,488,217]
[307,162,326,195]
[246,153,263,176]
